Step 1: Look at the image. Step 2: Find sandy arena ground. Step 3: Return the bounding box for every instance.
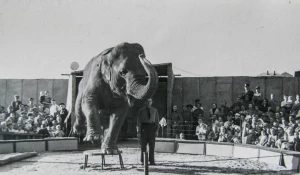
[0,140,297,175]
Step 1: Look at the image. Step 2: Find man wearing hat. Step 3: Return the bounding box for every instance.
[241,83,254,101]
[11,95,22,112]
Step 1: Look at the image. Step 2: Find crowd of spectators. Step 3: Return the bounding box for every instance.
[170,83,300,151]
[0,91,70,138]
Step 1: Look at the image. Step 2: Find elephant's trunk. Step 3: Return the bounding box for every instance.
[127,55,158,100]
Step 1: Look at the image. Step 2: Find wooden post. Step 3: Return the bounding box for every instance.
[144,152,149,175]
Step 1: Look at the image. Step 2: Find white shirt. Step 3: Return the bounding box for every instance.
[50,104,60,116]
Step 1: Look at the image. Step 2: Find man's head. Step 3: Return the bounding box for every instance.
[44,91,49,96]
[194,99,200,105]
[255,86,260,93]
[196,102,202,109]
[244,83,250,91]
[28,98,33,103]
[289,115,295,123]
[221,100,227,107]
[14,95,20,101]
[59,103,66,109]
[270,94,274,100]
[198,118,203,124]
[7,105,13,113]
[51,99,56,105]
[173,105,178,112]
[248,103,253,109]
[56,125,61,131]
[145,98,153,108]
[283,95,288,101]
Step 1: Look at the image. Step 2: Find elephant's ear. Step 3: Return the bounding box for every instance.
[102,49,114,82]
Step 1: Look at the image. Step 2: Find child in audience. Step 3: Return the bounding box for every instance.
[208,124,219,141]
[54,125,64,137]
[195,118,207,140]
[0,121,8,132]
[267,128,278,148]
[218,126,227,142]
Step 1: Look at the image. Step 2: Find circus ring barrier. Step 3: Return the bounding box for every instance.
[154,138,300,171]
[0,137,78,154]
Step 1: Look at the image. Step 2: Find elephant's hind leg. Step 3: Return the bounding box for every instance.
[73,82,86,134]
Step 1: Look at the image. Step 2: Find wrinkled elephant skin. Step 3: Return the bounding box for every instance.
[73,42,158,153]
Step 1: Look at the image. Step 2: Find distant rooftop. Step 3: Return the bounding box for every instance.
[257,71,293,77]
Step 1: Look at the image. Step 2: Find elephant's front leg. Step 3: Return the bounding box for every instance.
[102,105,128,153]
[81,96,102,142]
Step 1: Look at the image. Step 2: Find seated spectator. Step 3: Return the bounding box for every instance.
[54,125,64,137]
[0,121,8,132]
[239,105,248,115]
[209,103,219,123]
[267,127,278,148]
[56,114,63,127]
[11,95,22,112]
[224,115,234,131]
[247,104,254,115]
[24,123,33,133]
[27,98,36,109]
[276,126,287,149]
[258,130,268,146]
[242,122,257,144]
[179,133,185,140]
[260,99,269,113]
[220,100,230,118]
[253,105,263,116]
[218,126,227,142]
[232,125,242,143]
[233,113,241,126]
[0,110,5,123]
[208,124,219,141]
[38,123,50,138]
[195,118,207,140]
[16,104,26,116]
[15,124,26,133]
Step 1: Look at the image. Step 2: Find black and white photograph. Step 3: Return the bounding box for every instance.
[0,0,300,174]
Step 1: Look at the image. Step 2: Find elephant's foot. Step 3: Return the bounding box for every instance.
[101,148,121,155]
[73,121,85,135]
[83,128,101,142]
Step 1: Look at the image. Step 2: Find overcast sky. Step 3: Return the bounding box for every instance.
[0,0,299,79]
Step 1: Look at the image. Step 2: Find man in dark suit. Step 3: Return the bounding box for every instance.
[11,95,22,112]
[242,83,254,101]
[137,98,159,165]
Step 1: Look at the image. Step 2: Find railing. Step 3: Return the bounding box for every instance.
[0,132,43,140]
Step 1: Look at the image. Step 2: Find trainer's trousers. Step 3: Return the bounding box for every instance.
[140,123,156,163]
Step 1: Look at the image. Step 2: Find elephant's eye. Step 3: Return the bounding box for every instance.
[119,69,128,76]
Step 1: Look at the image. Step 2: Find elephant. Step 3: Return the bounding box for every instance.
[73,42,158,153]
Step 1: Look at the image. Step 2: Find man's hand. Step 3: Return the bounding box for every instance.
[155,131,159,137]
